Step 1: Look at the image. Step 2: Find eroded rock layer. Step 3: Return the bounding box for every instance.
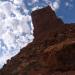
[0,6,75,75]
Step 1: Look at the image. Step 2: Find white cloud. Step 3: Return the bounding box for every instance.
[32,6,39,11]
[52,0,60,11]
[65,1,73,8]
[41,0,61,11]
[65,2,69,7]
[10,0,23,5]
[0,0,34,69]
[32,6,42,11]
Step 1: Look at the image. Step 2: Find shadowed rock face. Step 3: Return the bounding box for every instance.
[56,44,75,65]
[31,6,65,42]
[0,6,75,75]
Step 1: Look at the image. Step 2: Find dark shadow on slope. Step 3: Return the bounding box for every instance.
[56,43,75,71]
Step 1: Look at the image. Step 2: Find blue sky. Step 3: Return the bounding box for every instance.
[56,0,75,23]
[23,0,75,23]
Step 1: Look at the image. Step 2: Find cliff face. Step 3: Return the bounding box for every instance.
[31,6,65,42]
[0,6,75,75]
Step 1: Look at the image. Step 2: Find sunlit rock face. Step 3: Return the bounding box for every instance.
[0,0,34,69]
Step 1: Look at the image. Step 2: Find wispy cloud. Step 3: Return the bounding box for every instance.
[33,0,61,11]
[44,0,61,11]
[65,1,73,8]
[0,0,34,69]
[52,0,60,11]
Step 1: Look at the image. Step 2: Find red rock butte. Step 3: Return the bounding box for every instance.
[0,6,75,75]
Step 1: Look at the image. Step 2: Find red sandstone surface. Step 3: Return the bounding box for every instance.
[0,6,75,75]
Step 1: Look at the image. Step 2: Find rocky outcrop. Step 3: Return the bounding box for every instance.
[32,6,65,42]
[0,6,75,75]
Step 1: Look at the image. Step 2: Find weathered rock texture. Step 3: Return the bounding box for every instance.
[0,6,75,75]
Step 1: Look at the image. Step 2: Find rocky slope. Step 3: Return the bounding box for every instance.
[0,6,75,75]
